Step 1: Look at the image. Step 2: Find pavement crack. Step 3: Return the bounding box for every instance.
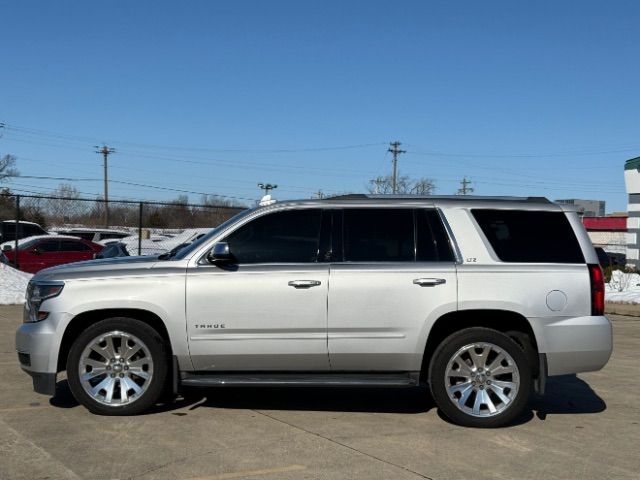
[125,449,216,480]
[253,410,435,480]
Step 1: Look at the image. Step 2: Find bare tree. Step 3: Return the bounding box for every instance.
[367,174,436,195]
[410,178,437,195]
[49,183,82,225]
[0,154,18,182]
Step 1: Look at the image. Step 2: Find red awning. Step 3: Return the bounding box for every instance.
[582,216,627,231]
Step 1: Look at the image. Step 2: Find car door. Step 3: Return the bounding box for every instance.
[57,239,96,266]
[186,208,331,371]
[328,208,458,372]
[21,239,60,273]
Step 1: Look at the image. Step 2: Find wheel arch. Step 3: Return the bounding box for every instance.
[420,309,539,383]
[57,308,172,372]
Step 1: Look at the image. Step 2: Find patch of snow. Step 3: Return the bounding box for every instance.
[605,270,640,304]
[117,228,212,256]
[0,263,32,305]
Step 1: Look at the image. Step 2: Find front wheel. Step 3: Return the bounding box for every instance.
[429,327,531,428]
[67,318,168,415]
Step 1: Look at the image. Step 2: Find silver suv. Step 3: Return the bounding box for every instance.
[15,195,612,427]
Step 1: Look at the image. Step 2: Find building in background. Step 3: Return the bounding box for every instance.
[624,156,640,268]
[556,198,605,217]
[582,215,627,266]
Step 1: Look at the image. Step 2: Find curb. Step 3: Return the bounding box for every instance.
[605,302,640,317]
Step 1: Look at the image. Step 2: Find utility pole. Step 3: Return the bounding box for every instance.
[95,145,115,227]
[313,189,324,199]
[257,183,277,196]
[370,177,385,194]
[457,176,474,195]
[388,141,406,194]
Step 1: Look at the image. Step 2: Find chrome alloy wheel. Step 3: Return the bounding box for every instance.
[78,330,154,406]
[444,342,520,418]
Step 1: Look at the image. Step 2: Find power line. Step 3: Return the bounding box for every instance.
[3,123,386,154]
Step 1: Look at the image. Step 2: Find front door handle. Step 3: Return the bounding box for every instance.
[288,280,322,289]
[413,278,446,287]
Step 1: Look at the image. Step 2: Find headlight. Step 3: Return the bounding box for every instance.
[24,281,64,323]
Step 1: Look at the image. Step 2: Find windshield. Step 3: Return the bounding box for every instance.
[171,207,255,260]
[17,238,41,250]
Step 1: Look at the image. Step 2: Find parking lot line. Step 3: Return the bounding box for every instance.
[185,464,306,480]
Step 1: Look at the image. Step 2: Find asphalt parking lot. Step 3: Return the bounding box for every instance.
[1,305,638,480]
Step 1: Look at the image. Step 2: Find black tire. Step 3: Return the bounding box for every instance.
[67,317,168,415]
[428,327,532,428]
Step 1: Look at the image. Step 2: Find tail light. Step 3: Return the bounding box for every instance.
[588,264,605,316]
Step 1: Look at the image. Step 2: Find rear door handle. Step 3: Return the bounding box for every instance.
[288,280,322,289]
[413,278,446,287]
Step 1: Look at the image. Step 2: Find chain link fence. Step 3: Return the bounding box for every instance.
[0,193,244,264]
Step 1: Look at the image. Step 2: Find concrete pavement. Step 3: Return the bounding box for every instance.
[1,304,638,480]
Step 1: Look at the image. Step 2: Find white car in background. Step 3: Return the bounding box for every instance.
[113,228,213,256]
[54,228,131,244]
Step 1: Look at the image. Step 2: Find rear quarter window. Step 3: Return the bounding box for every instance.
[472,209,584,263]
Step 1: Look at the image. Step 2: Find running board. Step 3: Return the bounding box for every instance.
[180,372,420,388]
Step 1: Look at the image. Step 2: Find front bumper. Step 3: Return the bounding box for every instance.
[535,315,613,376]
[15,313,61,396]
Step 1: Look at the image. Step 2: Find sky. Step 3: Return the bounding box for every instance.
[1,1,638,212]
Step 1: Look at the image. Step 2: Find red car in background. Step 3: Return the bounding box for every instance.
[3,236,103,274]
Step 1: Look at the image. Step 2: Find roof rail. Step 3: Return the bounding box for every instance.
[325,194,551,203]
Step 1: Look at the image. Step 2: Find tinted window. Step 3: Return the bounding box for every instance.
[59,240,92,252]
[472,209,584,263]
[25,225,46,236]
[37,240,60,252]
[65,232,94,241]
[224,209,322,263]
[101,233,128,240]
[343,209,414,262]
[416,210,455,262]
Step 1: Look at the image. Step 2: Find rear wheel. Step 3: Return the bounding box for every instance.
[429,327,531,428]
[67,318,168,415]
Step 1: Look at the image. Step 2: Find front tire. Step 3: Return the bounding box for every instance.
[67,318,168,415]
[429,327,532,428]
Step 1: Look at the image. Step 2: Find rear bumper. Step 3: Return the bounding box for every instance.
[534,315,612,376]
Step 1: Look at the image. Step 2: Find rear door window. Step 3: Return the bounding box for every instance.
[416,209,455,262]
[37,240,60,252]
[59,240,92,252]
[342,209,414,262]
[472,209,584,263]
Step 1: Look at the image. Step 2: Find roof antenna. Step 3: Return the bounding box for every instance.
[258,194,276,206]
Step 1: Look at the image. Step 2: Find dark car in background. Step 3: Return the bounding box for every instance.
[2,236,103,273]
[0,220,48,244]
[94,242,130,259]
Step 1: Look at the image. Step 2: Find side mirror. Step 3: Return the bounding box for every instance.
[206,242,233,264]
[2,245,12,252]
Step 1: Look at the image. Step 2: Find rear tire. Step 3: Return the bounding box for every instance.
[428,327,531,428]
[67,317,168,415]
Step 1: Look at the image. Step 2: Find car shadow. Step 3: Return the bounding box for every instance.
[152,384,436,415]
[50,374,607,426]
[49,379,79,408]
[529,374,607,419]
